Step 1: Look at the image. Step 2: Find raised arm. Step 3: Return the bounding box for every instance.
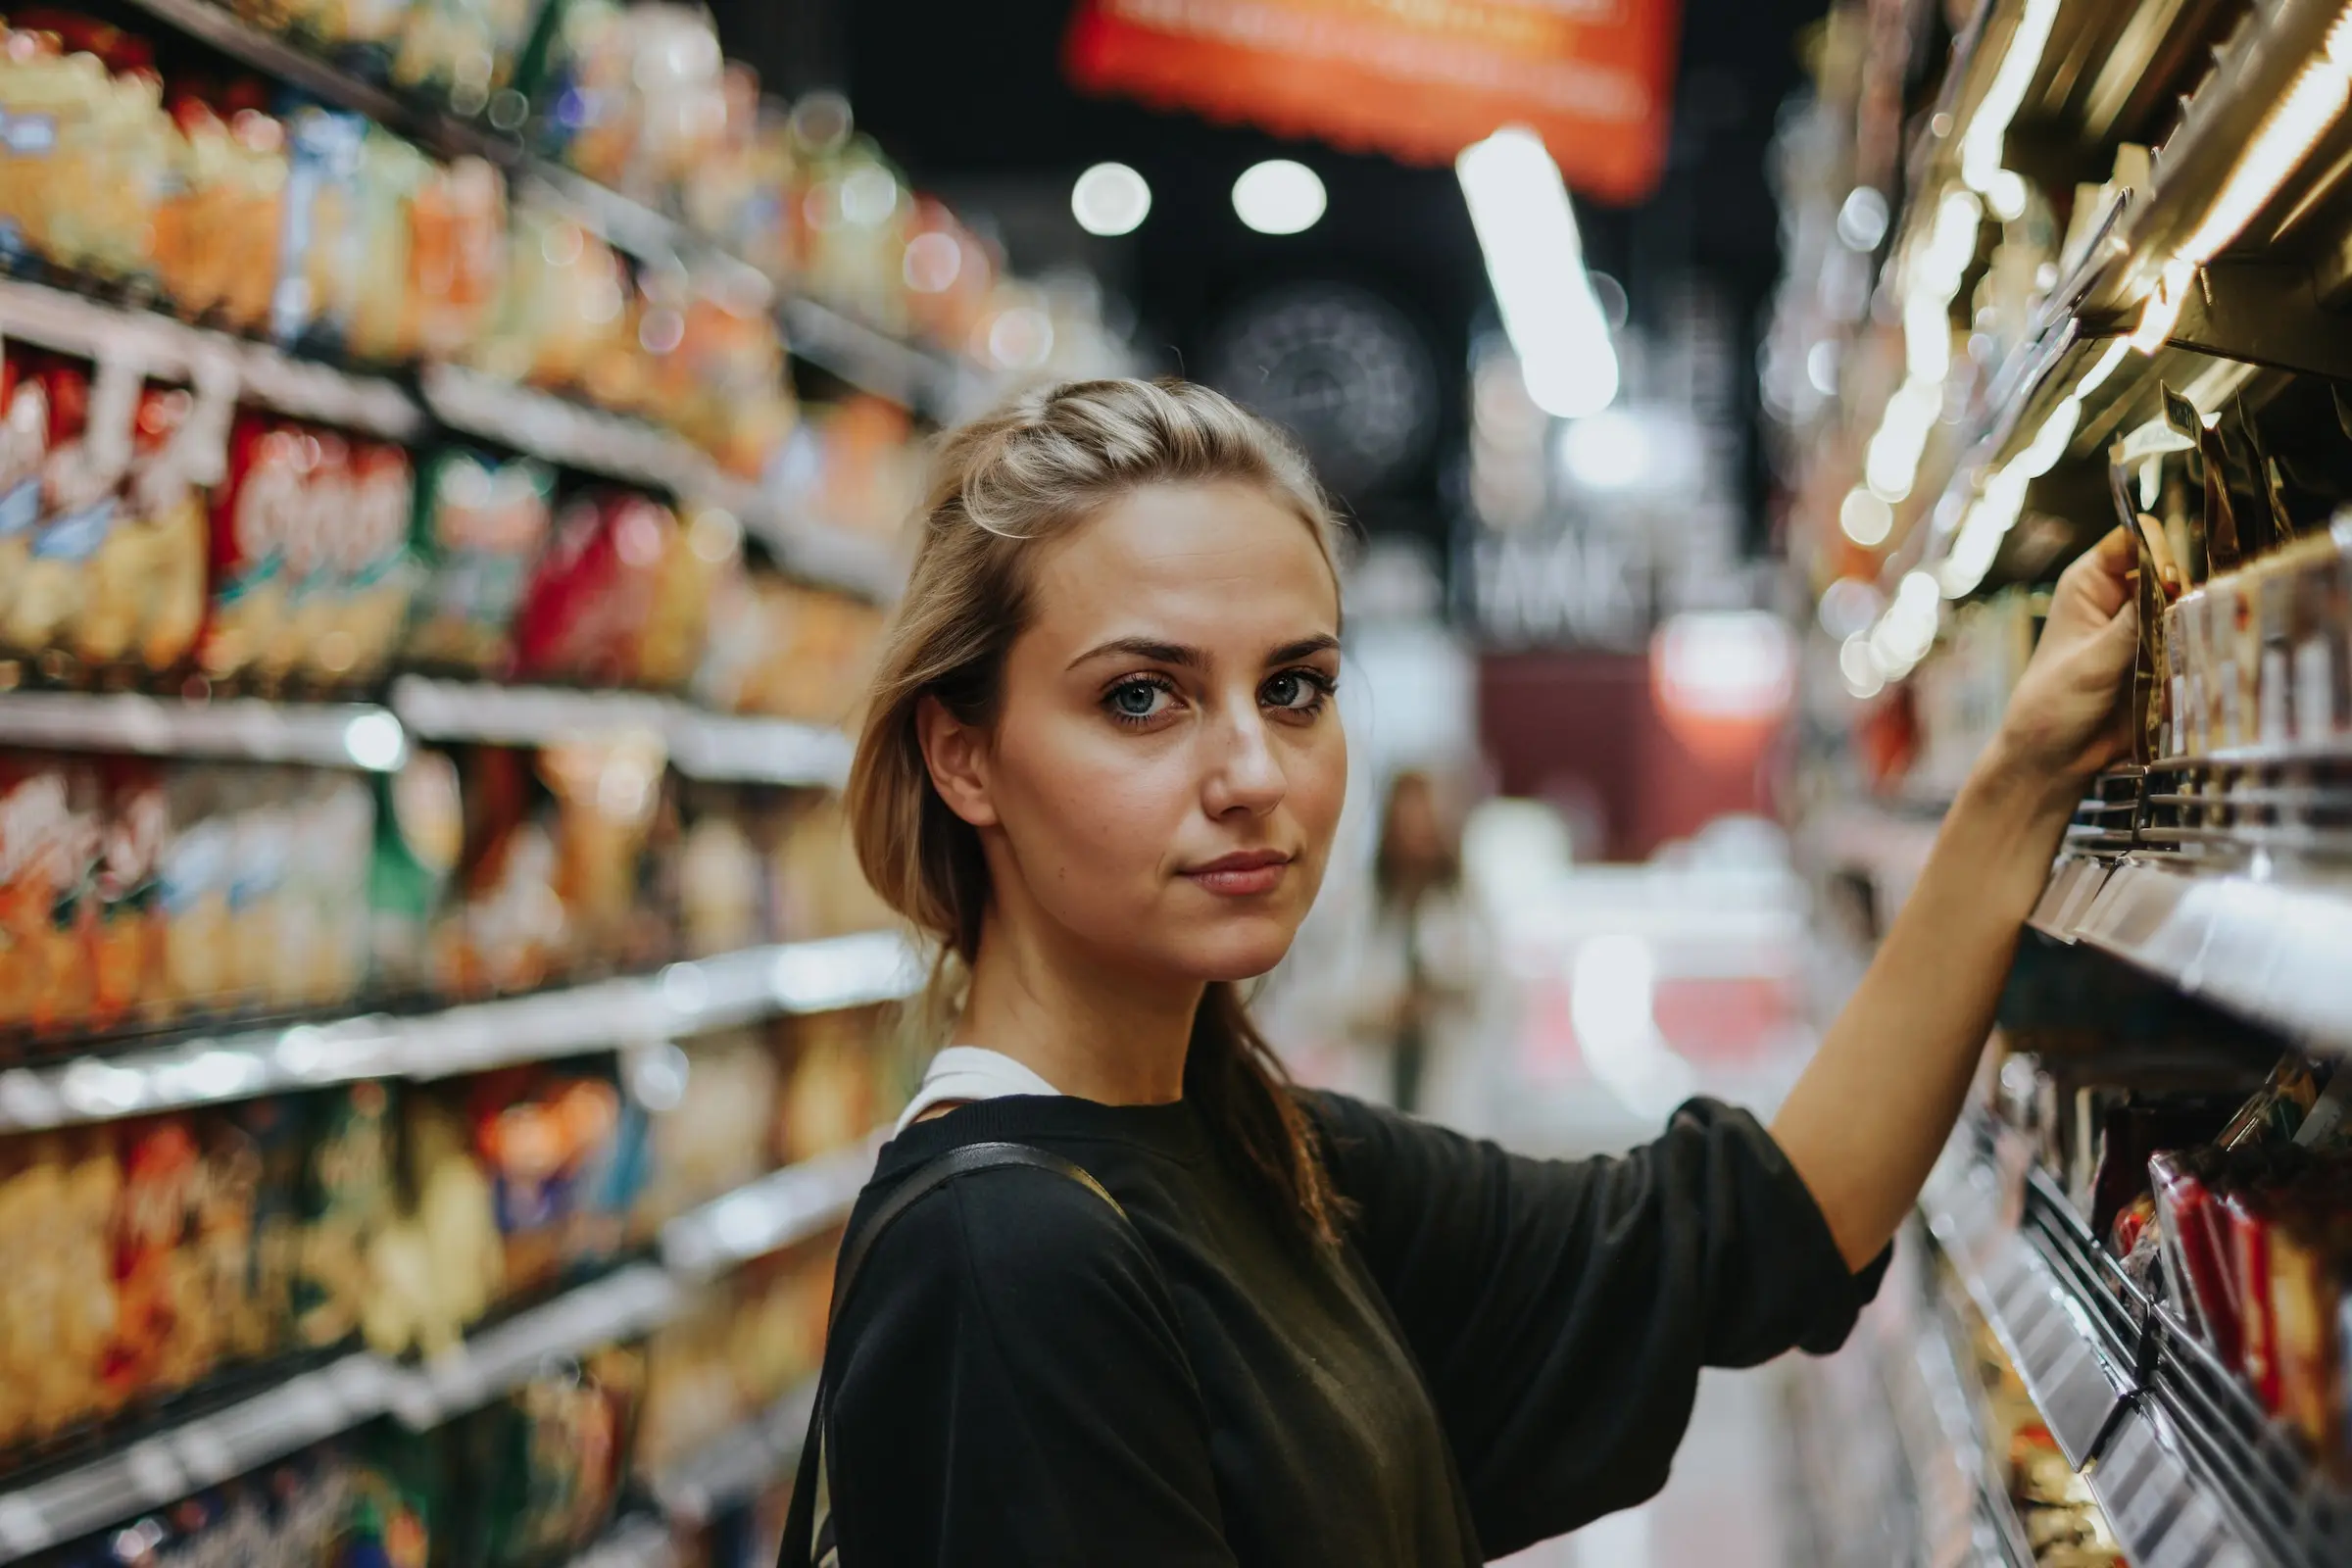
[1773,527,2140,1268]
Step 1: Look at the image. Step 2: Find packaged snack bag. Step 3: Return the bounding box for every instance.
[470,1068,621,1298]
[278,429,351,687]
[635,504,735,690]
[511,491,678,687]
[403,448,554,676]
[319,439,417,685]
[432,746,564,997]
[408,155,506,360]
[0,1131,122,1439]
[294,1079,398,1348]
[2152,1151,2240,1363]
[368,749,463,995]
[284,773,374,1006]
[363,1087,499,1357]
[775,1009,876,1164]
[229,1092,305,1361]
[156,92,288,333]
[0,353,52,640]
[5,354,138,663]
[104,1114,204,1401]
[227,768,297,1009]
[71,383,211,673]
[538,735,669,971]
[90,759,168,1030]
[201,415,307,685]
[674,782,763,957]
[275,103,369,350]
[2267,1212,2345,1461]
[158,764,238,1015]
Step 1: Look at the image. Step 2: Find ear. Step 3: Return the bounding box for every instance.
[916,694,999,828]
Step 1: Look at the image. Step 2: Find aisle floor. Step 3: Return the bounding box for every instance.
[1493,1367,1790,1568]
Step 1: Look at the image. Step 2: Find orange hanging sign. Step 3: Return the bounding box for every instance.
[1064,0,1683,204]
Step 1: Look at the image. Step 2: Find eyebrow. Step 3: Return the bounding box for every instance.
[1066,633,1340,672]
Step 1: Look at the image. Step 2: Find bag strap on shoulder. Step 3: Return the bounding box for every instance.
[779,1140,1133,1568]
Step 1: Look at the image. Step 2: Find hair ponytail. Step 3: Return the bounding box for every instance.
[846,378,1348,1247]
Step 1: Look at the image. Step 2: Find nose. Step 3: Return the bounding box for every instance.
[1200,702,1286,820]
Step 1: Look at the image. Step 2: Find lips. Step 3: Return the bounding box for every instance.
[1182,849,1292,898]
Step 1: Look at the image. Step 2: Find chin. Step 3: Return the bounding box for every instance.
[1166,918,1301,984]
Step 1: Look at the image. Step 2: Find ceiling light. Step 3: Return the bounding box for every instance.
[1232,160,1325,235]
[1456,127,1619,420]
[1072,162,1152,237]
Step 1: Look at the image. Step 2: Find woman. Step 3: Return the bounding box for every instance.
[792,379,2135,1565]
[1315,767,1496,1119]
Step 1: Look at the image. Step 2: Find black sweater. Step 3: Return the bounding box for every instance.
[817,1092,1886,1565]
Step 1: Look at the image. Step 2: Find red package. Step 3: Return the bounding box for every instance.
[2153,1152,2242,1366]
[2230,1189,2282,1408]
[512,491,678,687]
[200,415,307,683]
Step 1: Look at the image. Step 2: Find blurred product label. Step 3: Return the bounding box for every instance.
[1063,0,1681,201]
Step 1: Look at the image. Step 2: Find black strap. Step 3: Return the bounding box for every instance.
[777,1142,1132,1567]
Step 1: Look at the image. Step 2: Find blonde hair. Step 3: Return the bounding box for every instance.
[846,377,1346,1243]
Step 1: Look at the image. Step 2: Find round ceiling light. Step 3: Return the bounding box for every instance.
[1233,160,1326,235]
[1071,162,1152,237]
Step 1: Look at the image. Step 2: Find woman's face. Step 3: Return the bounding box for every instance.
[930,480,1347,985]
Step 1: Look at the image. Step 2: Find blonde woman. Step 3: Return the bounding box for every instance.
[782,379,2136,1566]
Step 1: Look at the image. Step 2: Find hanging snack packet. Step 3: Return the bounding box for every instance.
[403,448,555,676]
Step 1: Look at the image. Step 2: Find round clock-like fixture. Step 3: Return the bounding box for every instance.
[1203,284,1438,498]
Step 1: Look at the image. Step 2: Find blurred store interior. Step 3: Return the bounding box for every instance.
[6,0,2352,1564]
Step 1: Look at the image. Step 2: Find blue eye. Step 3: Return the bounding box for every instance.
[1262,669,1331,712]
[1106,679,1172,723]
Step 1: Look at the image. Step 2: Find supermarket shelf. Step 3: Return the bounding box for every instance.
[1856,0,2352,609]
[2028,854,2352,1057]
[116,0,970,430]
[0,931,924,1132]
[117,0,518,166]
[649,1377,818,1524]
[0,277,422,440]
[780,297,968,418]
[1922,1123,2352,1567]
[0,1129,868,1559]
[0,1352,391,1563]
[414,368,904,601]
[0,692,409,771]
[386,1263,682,1430]
[662,1136,876,1280]
[388,677,855,788]
[418,365,699,494]
[1883,1265,2033,1568]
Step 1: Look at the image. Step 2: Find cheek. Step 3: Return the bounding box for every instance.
[990,710,1195,888]
[1288,725,1348,868]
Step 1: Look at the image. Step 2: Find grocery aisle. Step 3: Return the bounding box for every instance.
[1770,1,2352,1565]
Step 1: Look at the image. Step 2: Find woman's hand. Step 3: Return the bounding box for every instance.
[1980,526,2139,801]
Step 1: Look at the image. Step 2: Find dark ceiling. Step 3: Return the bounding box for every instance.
[712,0,1833,556]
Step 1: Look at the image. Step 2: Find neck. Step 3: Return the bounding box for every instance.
[956,905,1199,1105]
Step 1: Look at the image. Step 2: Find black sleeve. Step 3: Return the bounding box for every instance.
[823,1166,1242,1568]
[1311,1093,1888,1556]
